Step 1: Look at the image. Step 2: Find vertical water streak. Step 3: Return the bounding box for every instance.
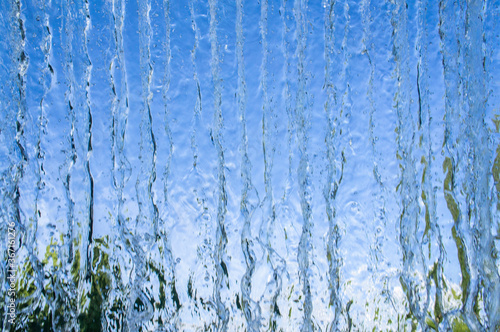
[391,0,429,328]
[12,0,29,185]
[281,1,294,201]
[260,0,272,201]
[294,0,313,330]
[237,0,261,330]
[483,0,500,329]
[362,0,405,329]
[162,0,173,202]
[11,0,29,240]
[109,0,132,329]
[61,0,75,263]
[186,2,219,328]
[82,0,94,283]
[329,0,354,329]
[362,0,381,317]
[62,0,94,325]
[280,0,297,212]
[208,0,229,329]
[258,1,284,330]
[416,0,447,328]
[362,0,381,267]
[137,0,158,239]
[112,0,131,219]
[14,0,56,328]
[278,1,308,327]
[132,0,158,327]
[160,0,178,329]
[60,0,81,327]
[110,0,131,230]
[464,1,500,329]
[190,0,202,170]
[339,1,351,142]
[439,1,482,329]
[31,0,54,324]
[1,1,29,329]
[323,0,345,329]
[110,0,131,232]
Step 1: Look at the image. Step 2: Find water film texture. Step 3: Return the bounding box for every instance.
[0,0,499,331]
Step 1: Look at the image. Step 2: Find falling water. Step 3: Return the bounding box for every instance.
[1,0,499,331]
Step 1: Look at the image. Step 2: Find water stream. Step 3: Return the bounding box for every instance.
[1,0,499,331]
